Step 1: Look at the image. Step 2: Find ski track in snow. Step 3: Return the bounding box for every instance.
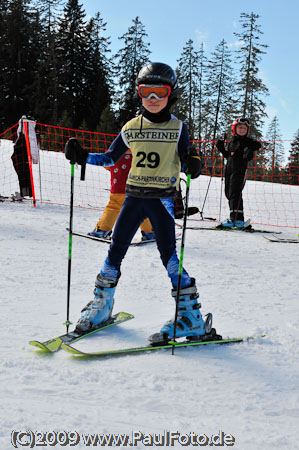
[1,200,299,449]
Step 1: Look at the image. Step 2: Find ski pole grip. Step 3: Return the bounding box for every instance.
[80,163,86,181]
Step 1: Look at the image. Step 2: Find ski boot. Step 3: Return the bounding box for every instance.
[11,192,24,201]
[234,220,245,228]
[220,218,234,228]
[141,230,156,241]
[148,279,218,345]
[75,273,118,333]
[88,229,112,239]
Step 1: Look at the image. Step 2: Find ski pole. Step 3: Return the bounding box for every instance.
[199,136,226,221]
[64,162,75,332]
[199,142,215,220]
[199,166,214,220]
[218,156,224,221]
[218,135,228,222]
[172,173,192,355]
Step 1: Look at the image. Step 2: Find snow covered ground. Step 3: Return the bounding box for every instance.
[1,189,299,449]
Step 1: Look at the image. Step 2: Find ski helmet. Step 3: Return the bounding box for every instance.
[136,62,178,106]
[232,117,250,136]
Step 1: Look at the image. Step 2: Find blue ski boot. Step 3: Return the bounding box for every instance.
[234,220,245,228]
[148,279,213,344]
[88,229,112,238]
[221,218,234,228]
[141,230,156,241]
[75,274,118,332]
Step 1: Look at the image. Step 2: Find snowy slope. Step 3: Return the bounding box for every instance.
[1,182,299,448]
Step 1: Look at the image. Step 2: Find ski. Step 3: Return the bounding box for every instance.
[0,195,25,202]
[274,235,299,243]
[1,192,36,202]
[263,235,299,243]
[70,229,182,246]
[129,233,181,246]
[176,218,250,230]
[69,230,156,246]
[131,238,156,246]
[180,225,282,234]
[0,195,10,202]
[61,334,263,358]
[176,217,282,234]
[71,230,112,243]
[29,311,134,353]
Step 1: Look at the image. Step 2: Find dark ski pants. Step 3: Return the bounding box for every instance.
[102,196,191,288]
[224,158,248,222]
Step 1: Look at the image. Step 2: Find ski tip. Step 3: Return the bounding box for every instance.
[29,337,63,353]
[29,340,43,348]
[29,340,52,352]
[114,312,134,320]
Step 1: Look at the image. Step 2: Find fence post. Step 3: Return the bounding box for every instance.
[23,120,36,207]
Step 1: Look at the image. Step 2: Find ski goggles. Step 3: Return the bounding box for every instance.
[138,84,171,100]
[236,117,250,126]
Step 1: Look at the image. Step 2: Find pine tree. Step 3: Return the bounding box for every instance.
[83,12,114,131]
[0,0,44,128]
[57,109,73,128]
[234,12,269,136]
[175,39,202,139]
[288,129,299,185]
[196,43,208,143]
[96,104,118,135]
[32,0,64,124]
[113,17,151,126]
[0,0,9,128]
[55,0,90,128]
[265,116,285,178]
[199,77,219,142]
[205,39,237,140]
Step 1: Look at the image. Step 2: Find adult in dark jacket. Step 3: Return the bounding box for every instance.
[216,118,261,228]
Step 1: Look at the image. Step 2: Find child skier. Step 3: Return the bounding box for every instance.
[90,151,197,239]
[65,62,214,343]
[89,150,155,241]
[216,117,261,228]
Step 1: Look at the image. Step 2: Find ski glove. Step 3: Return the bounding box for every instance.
[216,134,227,157]
[243,141,261,161]
[183,147,202,179]
[65,138,88,165]
[216,139,225,152]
